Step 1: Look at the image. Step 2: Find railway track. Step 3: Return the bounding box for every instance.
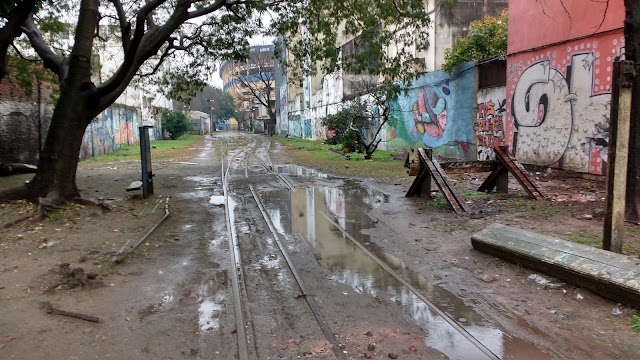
[218,135,506,360]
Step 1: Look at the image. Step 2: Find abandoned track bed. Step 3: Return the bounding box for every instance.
[217,136,562,360]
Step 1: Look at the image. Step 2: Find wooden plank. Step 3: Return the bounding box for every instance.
[604,59,631,253]
[472,223,640,308]
[405,167,430,197]
[424,158,463,214]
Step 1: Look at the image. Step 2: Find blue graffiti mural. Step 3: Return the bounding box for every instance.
[387,62,476,160]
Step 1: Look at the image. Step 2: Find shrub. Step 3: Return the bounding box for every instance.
[442,9,508,73]
[161,110,191,140]
[321,104,367,153]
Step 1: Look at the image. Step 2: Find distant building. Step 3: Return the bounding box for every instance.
[220,45,276,132]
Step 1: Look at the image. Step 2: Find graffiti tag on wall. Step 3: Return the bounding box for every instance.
[506,32,623,174]
[476,95,506,161]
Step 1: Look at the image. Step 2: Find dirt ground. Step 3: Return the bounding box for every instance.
[1,133,639,359]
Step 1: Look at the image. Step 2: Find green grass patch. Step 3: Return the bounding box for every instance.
[427,193,448,209]
[462,191,490,200]
[85,134,202,163]
[627,227,639,234]
[541,205,567,219]
[46,210,60,221]
[566,233,602,247]
[496,199,527,207]
[274,137,405,178]
[632,314,640,333]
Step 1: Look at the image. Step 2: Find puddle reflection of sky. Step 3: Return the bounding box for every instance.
[261,184,550,360]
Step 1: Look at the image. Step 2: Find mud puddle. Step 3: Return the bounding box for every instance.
[260,184,551,360]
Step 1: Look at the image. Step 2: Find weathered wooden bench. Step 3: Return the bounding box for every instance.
[471,223,640,308]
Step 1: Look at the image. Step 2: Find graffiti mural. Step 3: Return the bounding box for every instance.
[80,105,140,160]
[290,114,302,138]
[304,118,312,138]
[476,87,507,160]
[506,32,624,174]
[387,62,476,160]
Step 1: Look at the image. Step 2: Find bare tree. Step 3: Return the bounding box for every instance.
[229,48,276,134]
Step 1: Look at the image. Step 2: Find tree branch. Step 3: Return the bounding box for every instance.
[21,15,65,80]
[10,43,41,62]
[187,0,235,19]
[95,0,185,101]
[107,0,132,52]
[0,0,39,80]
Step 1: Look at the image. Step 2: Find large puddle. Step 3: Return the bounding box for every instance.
[260,183,551,360]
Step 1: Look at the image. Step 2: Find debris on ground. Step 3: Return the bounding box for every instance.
[49,263,103,290]
[41,301,100,323]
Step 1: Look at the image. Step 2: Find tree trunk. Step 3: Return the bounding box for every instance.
[26,0,99,204]
[624,0,640,223]
[26,90,94,202]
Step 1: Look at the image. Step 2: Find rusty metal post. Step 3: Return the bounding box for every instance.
[139,126,154,199]
[604,58,631,253]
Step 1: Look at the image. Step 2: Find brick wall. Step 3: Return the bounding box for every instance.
[0,77,53,165]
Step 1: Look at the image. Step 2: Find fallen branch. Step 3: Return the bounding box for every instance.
[41,301,101,323]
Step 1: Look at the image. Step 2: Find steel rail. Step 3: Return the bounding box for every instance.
[248,184,348,360]
[320,211,502,360]
[221,155,251,360]
[246,139,294,190]
[111,196,170,265]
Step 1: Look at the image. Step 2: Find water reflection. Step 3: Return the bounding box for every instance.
[197,278,226,332]
[274,164,330,179]
[261,185,550,360]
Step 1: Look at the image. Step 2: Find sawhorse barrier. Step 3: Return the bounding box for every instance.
[405,146,544,213]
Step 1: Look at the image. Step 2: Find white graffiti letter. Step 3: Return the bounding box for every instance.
[512,60,572,165]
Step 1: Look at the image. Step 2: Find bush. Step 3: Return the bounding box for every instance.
[322,104,366,153]
[161,110,191,140]
[442,9,508,73]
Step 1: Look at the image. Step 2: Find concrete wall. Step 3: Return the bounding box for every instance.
[506,0,625,174]
[432,0,509,71]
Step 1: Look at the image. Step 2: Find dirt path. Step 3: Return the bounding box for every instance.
[1,132,639,359]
